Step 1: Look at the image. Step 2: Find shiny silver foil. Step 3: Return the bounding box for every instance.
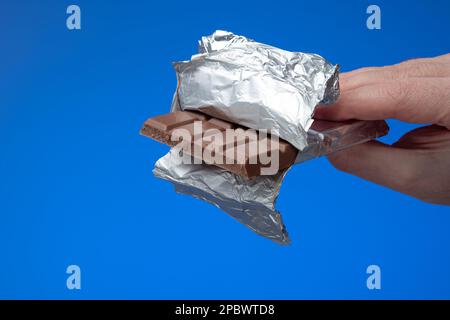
[172,30,339,150]
[153,150,290,244]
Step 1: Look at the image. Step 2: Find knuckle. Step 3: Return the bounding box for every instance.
[379,80,413,115]
[398,58,421,66]
[385,65,404,79]
[391,81,409,100]
[415,61,438,74]
[398,62,424,77]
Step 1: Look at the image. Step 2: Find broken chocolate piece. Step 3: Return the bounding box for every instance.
[140,111,298,178]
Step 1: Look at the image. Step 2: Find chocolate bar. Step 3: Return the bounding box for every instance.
[140,111,389,178]
[140,111,298,178]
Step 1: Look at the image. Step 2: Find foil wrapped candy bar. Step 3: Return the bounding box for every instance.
[150,30,389,244]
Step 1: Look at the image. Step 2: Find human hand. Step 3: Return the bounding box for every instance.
[314,54,450,205]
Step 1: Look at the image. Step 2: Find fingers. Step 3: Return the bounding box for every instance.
[393,125,450,149]
[322,55,450,204]
[315,77,450,128]
[340,62,450,91]
[327,140,416,194]
[338,55,450,91]
[328,127,450,204]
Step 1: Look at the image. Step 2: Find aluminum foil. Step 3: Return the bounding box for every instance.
[153,149,290,244]
[172,30,339,151]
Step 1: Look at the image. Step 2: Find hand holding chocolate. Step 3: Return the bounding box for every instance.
[141,31,389,244]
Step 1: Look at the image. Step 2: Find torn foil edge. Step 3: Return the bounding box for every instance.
[171,30,340,151]
[153,150,291,245]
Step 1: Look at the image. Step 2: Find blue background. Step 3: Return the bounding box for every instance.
[1,0,449,299]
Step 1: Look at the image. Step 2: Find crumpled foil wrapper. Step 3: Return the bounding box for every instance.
[172,30,339,151]
[153,150,290,244]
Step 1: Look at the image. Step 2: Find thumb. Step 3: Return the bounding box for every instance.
[327,140,416,193]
